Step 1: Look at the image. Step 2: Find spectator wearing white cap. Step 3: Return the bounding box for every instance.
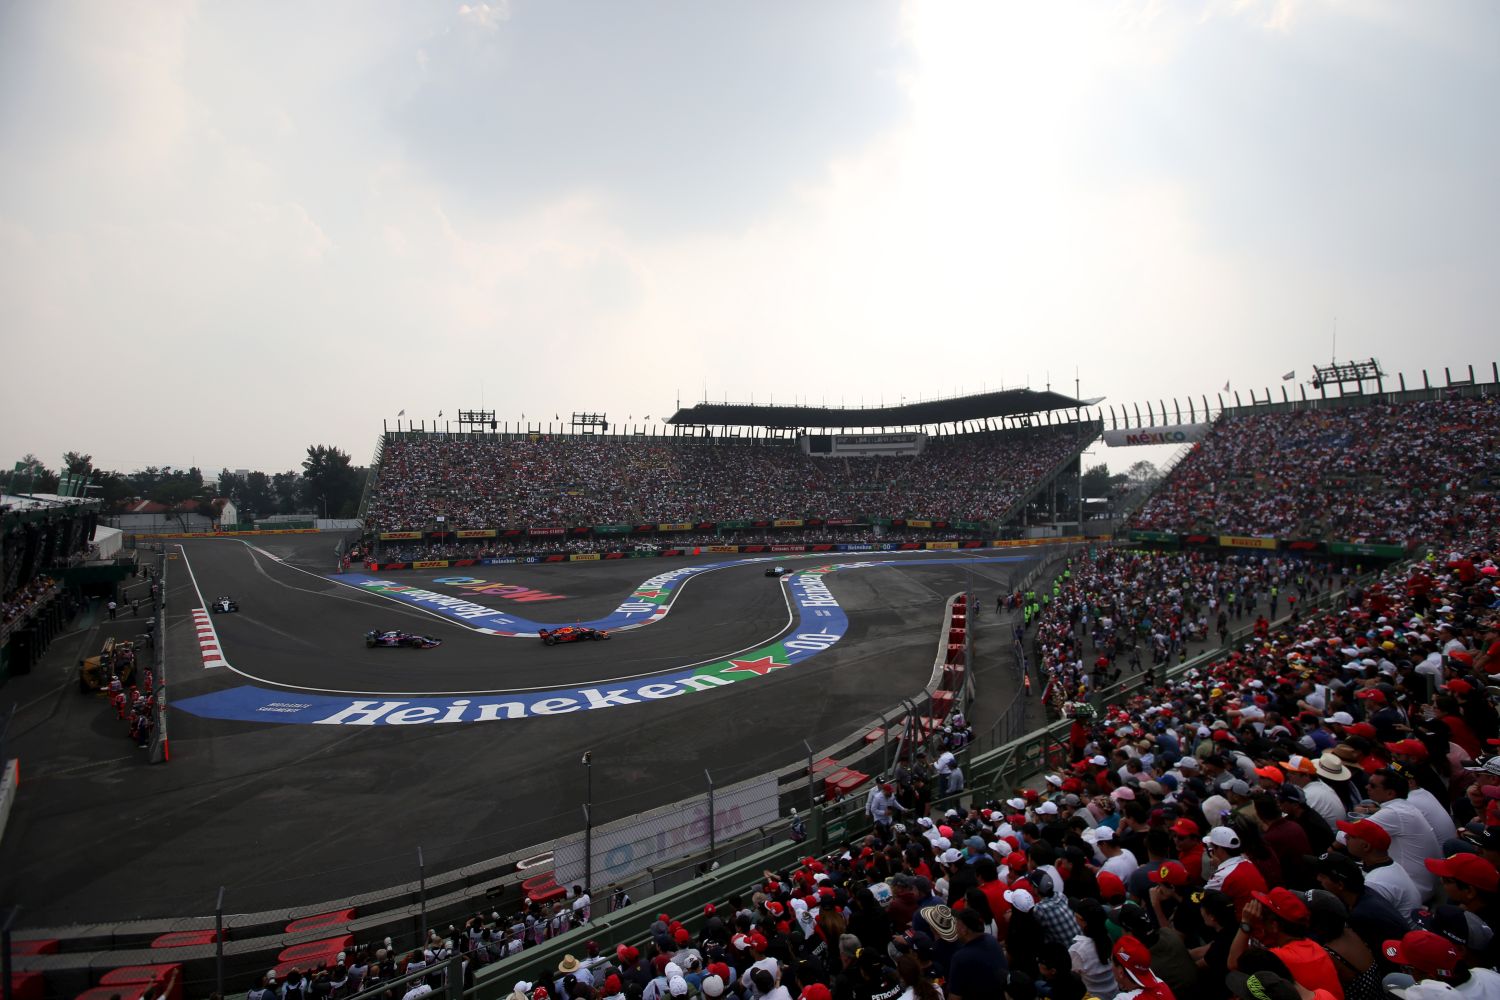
[1203,825,1267,917]
[1093,827,1139,882]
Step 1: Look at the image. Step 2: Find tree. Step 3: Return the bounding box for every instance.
[63,451,93,475]
[8,454,59,493]
[300,444,362,519]
[271,471,301,514]
[1080,463,1112,498]
[1126,460,1161,488]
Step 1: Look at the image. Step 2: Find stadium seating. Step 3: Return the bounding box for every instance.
[1131,396,1500,544]
[365,427,1089,531]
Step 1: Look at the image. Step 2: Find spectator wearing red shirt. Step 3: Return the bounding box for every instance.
[1230,888,1345,1000]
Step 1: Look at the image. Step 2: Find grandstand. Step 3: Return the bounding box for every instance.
[1130,393,1500,550]
[362,388,1103,542]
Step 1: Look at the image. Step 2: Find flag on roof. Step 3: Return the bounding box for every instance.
[1281,371,1295,381]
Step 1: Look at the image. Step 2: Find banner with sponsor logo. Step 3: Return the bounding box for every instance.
[593,524,633,534]
[924,541,959,550]
[1102,422,1211,447]
[413,560,449,569]
[907,519,933,529]
[1218,535,1278,550]
[379,531,423,541]
[1128,531,1180,544]
[770,544,806,553]
[708,545,739,553]
[773,518,804,528]
[570,553,601,561]
[456,529,496,539]
[825,517,855,526]
[529,527,565,536]
[658,522,693,532]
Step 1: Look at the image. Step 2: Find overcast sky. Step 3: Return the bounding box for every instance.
[2,0,1496,475]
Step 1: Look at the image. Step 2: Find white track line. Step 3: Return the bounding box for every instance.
[220,542,800,697]
[177,545,229,669]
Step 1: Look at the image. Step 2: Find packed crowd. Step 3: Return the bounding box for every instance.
[365,429,1086,531]
[1028,551,1346,707]
[372,531,991,564]
[2,573,58,630]
[1131,397,1500,544]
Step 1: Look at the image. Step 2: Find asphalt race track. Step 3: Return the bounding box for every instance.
[1,535,1044,924]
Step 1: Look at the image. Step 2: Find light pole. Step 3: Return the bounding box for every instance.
[582,751,593,894]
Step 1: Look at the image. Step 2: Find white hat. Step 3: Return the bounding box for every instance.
[1203,826,1241,850]
[1003,888,1035,912]
[669,976,689,997]
[700,975,726,998]
[1323,711,1354,725]
[1006,797,1027,810]
[917,817,934,829]
[934,837,952,850]
[1037,801,1059,815]
[989,840,1013,857]
[1045,774,1064,787]
[1178,756,1200,770]
[513,984,533,995]
[938,848,962,864]
[1090,754,1108,766]
[1093,826,1115,842]
[664,963,683,980]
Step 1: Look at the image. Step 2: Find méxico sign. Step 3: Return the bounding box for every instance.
[1102,422,1211,447]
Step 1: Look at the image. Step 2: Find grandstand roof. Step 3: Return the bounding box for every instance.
[666,387,1088,429]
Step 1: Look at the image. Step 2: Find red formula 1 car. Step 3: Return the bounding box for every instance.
[365,629,443,649]
[538,626,610,646]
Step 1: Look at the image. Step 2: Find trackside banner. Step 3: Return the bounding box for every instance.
[1102,423,1211,447]
[553,774,778,887]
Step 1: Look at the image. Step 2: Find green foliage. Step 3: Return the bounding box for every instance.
[1080,463,1112,498]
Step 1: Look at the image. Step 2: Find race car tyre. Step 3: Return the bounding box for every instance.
[543,636,557,646]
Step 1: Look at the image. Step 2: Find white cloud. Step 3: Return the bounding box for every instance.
[457,2,509,30]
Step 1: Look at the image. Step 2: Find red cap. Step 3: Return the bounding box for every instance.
[1338,819,1393,851]
[674,927,691,944]
[800,986,833,1000]
[1097,870,1126,901]
[708,963,731,981]
[1112,935,1160,986]
[1386,739,1429,761]
[1212,730,1234,742]
[1450,650,1475,665]
[1425,853,1500,892]
[1170,818,1200,837]
[1355,688,1386,702]
[704,904,716,915]
[748,933,768,952]
[1254,765,1284,784]
[1445,679,1475,694]
[616,945,639,964]
[1252,887,1310,924]
[1346,722,1378,739]
[1383,930,1461,979]
[1149,861,1189,886]
[604,975,622,994]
